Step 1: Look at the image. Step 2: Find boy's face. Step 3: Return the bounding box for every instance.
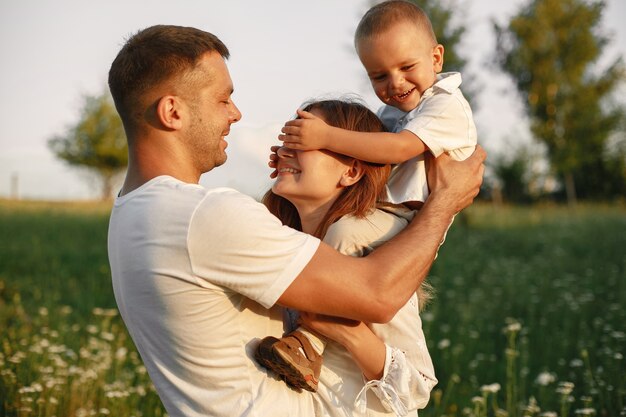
[357,22,444,112]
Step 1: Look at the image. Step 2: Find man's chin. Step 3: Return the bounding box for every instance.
[203,153,227,173]
[214,153,228,168]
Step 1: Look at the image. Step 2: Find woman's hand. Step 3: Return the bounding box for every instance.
[299,312,386,381]
[299,312,362,346]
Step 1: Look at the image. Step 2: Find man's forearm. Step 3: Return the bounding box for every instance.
[360,190,456,319]
[280,148,485,322]
[281,196,453,323]
[353,146,485,321]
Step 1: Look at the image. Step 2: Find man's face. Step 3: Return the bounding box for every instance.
[357,22,443,113]
[184,52,241,172]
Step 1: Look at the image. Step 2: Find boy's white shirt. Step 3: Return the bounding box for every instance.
[377,72,478,204]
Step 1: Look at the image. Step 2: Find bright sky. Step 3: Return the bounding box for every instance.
[1,0,624,200]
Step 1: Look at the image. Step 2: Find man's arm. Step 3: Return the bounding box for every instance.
[278,146,486,322]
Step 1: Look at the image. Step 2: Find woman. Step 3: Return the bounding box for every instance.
[257,99,437,416]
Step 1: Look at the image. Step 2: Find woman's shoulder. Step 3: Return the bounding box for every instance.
[376,203,416,222]
[324,206,413,256]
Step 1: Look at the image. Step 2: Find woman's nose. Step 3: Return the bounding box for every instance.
[277,146,295,159]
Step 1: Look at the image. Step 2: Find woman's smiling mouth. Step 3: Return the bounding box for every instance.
[278,167,301,175]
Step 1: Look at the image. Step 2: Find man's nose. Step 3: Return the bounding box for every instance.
[229,101,242,123]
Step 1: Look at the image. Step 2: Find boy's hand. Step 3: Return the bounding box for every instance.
[268,145,280,179]
[278,109,331,150]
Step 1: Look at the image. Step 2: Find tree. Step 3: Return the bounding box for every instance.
[494,0,626,204]
[49,91,128,200]
[491,147,533,204]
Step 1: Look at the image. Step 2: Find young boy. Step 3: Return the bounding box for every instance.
[257,0,476,393]
[279,0,476,210]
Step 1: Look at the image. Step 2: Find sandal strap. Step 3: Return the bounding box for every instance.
[284,331,319,361]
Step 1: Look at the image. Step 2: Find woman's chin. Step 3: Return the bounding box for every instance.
[273,189,299,207]
[271,184,289,199]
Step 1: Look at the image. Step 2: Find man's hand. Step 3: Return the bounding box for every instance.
[426,145,486,213]
[278,109,331,150]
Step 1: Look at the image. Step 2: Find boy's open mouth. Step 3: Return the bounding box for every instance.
[394,87,415,101]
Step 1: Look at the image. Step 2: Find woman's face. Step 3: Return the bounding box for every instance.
[272,110,353,211]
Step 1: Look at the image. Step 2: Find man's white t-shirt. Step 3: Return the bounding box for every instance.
[108,176,320,417]
[378,72,477,204]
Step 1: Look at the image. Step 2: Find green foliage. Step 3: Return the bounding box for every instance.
[423,204,626,416]
[494,0,626,203]
[490,147,533,203]
[0,200,166,417]
[1,201,625,416]
[48,91,128,200]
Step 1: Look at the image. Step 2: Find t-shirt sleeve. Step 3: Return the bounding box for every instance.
[186,189,320,308]
[403,93,476,160]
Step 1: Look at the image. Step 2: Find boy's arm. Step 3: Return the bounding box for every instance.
[280,109,427,164]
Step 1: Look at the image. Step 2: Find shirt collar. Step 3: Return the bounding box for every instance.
[431,72,462,94]
[416,72,462,105]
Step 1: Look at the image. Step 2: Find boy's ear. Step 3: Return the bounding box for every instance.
[339,159,365,187]
[156,95,184,130]
[433,44,444,73]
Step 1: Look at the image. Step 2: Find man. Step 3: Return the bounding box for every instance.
[107,25,485,417]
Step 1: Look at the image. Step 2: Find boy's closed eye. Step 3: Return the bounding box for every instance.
[370,74,387,81]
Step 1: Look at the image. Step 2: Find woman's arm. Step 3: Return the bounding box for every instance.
[299,313,386,380]
[300,312,436,415]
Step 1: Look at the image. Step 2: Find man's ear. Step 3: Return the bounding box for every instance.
[339,159,365,187]
[156,95,184,130]
[433,44,444,73]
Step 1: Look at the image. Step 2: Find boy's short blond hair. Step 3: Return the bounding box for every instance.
[355,0,437,46]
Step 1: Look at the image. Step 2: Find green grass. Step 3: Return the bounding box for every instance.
[1,200,624,417]
[424,204,626,417]
[0,199,165,417]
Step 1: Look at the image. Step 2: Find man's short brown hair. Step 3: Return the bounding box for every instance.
[108,25,229,134]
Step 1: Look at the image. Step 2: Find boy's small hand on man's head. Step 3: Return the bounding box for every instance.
[278,109,330,151]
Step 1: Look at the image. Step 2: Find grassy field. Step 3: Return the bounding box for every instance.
[0,199,624,417]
